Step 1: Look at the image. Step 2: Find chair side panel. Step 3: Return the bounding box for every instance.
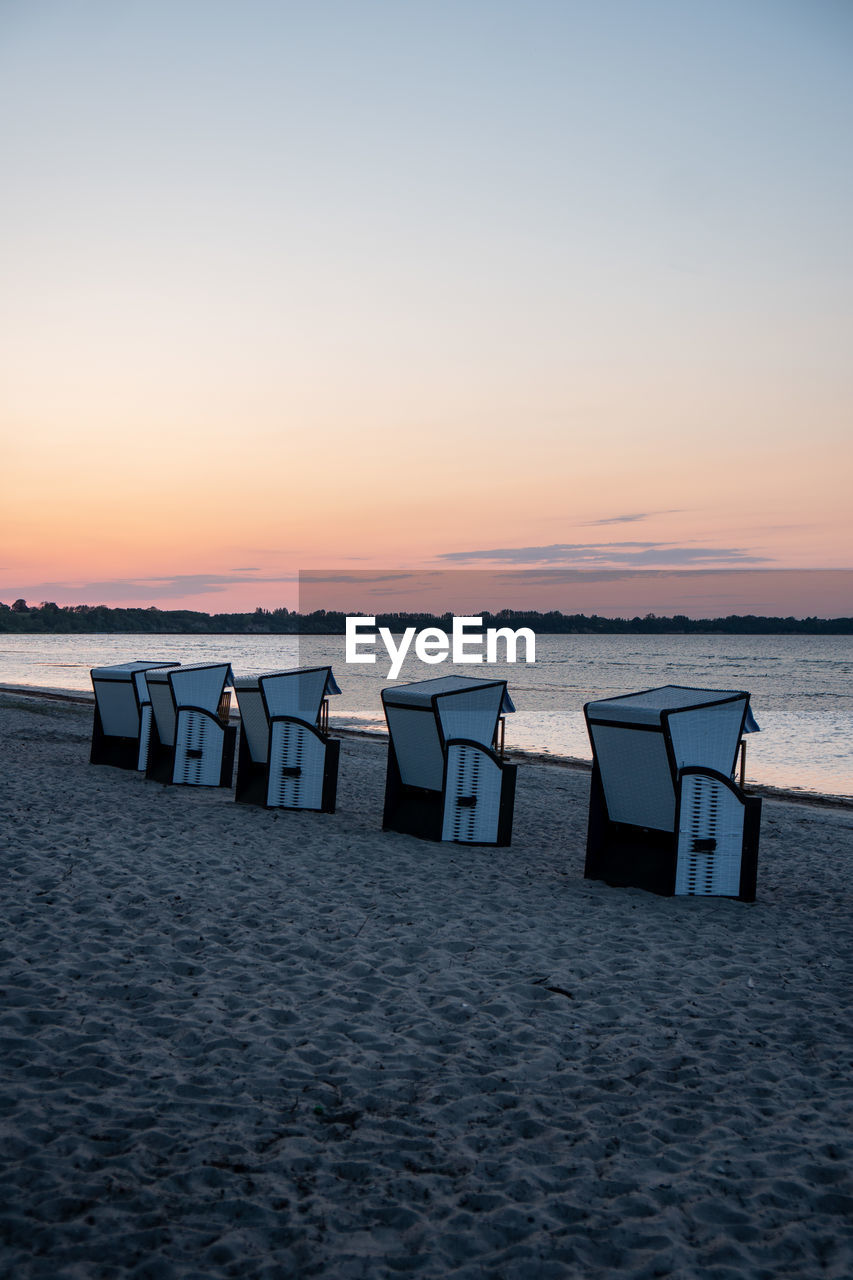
[233,687,270,763]
[386,706,445,791]
[675,770,748,897]
[589,723,675,831]
[93,681,140,738]
[174,709,225,785]
[137,704,153,771]
[147,681,177,746]
[266,720,326,809]
[441,742,503,843]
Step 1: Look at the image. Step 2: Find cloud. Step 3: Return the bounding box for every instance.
[1,571,299,604]
[580,510,683,526]
[298,572,421,585]
[437,543,771,567]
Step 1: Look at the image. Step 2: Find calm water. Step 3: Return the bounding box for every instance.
[1,632,851,798]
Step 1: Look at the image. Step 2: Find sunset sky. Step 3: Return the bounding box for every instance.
[2,0,851,617]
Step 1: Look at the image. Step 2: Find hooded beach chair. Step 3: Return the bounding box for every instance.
[89,661,178,770]
[381,675,517,844]
[144,662,236,787]
[583,685,761,900]
[232,667,341,811]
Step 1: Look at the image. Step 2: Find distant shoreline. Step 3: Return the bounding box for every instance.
[1,602,852,635]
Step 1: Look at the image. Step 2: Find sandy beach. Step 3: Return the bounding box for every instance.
[1,689,851,1280]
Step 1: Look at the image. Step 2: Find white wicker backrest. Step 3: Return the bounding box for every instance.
[261,669,328,723]
[233,685,270,762]
[435,684,503,749]
[386,705,445,791]
[590,723,676,831]
[667,697,747,777]
[93,679,140,737]
[169,664,229,713]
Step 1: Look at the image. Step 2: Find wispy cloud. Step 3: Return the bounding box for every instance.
[437,543,771,567]
[298,572,421,585]
[1,571,299,604]
[580,510,683,526]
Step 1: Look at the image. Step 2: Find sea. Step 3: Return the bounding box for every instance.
[1,632,850,800]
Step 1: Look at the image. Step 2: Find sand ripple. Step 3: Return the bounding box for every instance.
[1,693,852,1278]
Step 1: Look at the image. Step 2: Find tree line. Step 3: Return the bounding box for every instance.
[1,599,851,635]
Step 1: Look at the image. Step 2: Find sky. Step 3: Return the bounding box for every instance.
[2,0,852,617]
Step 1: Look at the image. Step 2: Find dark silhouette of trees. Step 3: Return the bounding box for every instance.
[0,600,850,635]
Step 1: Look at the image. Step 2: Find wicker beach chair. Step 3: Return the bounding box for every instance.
[381,675,517,844]
[232,667,341,811]
[583,685,761,900]
[144,663,236,787]
[90,661,178,771]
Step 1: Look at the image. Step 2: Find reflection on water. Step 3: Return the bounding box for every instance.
[1,632,850,798]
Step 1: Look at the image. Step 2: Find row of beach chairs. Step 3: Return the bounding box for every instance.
[89,662,762,901]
